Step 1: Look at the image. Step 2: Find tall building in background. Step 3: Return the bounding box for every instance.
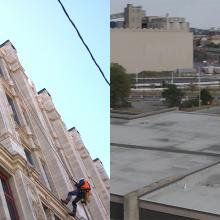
[110,4,193,73]
[0,40,109,220]
[124,4,146,28]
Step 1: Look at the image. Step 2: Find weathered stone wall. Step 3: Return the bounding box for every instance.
[0,40,109,220]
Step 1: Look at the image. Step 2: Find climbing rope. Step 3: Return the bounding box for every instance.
[82,202,90,220]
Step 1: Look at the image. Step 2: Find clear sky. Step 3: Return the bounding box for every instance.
[111,0,220,29]
[0,1,109,174]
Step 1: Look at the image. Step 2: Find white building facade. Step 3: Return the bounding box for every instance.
[0,40,109,220]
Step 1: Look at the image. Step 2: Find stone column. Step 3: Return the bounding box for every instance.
[10,169,47,220]
[124,191,139,220]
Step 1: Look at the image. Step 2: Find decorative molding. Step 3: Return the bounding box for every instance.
[25,177,46,220]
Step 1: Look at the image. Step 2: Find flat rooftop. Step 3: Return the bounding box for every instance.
[111,110,220,215]
[111,111,220,154]
[140,163,220,215]
[111,145,219,196]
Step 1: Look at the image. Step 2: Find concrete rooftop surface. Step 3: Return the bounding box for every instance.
[141,163,220,215]
[111,110,220,218]
[111,111,220,154]
[111,145,219,196]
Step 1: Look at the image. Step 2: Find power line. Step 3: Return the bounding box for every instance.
[57,0,110,86]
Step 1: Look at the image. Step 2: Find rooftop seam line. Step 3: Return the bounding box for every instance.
[111,143,220,157]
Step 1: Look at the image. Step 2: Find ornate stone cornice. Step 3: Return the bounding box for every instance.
[0,144,38,180]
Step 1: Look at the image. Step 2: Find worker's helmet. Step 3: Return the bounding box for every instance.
[79,178,85,185]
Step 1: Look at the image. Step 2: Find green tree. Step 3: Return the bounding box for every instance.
[110,63,130,107]
[200,88,213,105]
[162,84,184,107]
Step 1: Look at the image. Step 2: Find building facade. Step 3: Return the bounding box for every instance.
[111,28,193,73]
[0,40,109,220]
[146,16,189,31]
[111,4,189,31]
[124,4,146,29]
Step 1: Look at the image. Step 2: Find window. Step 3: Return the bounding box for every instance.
[24,149,34,166]
[43,204,50,220]
[0,65,3,76]
[0,173,19,220]
[41,161,56,193]
[54,215,61,220]
[6,95,20,125]
[43,204,61,220]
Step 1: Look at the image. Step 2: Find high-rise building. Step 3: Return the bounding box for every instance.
[0,40,109,220]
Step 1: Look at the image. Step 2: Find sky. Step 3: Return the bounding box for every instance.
[0,1,109,174]
[111,0,220,29]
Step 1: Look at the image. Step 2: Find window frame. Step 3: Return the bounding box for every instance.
[0,65,3,76]
[0,172,20,220]
[6,94,21,126]
[24,148,34,166]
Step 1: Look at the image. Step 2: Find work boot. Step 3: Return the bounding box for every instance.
[81,199,87,205]
[68,211,76,217]
[61,198,70,205]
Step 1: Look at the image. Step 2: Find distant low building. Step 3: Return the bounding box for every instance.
[111,4,189,31]
[146,15,189,32]
[111,28,193,73]
[208,35,220,45]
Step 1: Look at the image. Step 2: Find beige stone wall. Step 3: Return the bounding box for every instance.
[0,40,109,220]
[111,29,193,73]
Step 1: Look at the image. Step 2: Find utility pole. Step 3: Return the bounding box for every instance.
[171,72,174,84]
[136,72,138,89]
[198,67,201,108]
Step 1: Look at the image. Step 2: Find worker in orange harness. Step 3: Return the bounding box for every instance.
[61,178,91,217]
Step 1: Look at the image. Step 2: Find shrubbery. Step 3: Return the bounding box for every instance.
[180,99,199,109]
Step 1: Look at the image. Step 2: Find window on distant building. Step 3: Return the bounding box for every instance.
[6,95,20,125]
[24,148,34,166]
[0,172,19,220]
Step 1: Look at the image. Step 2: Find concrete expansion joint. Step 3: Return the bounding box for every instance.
[111,142,220,158]
[111,107,177,120]
[181,159,220,180]
[137,175,184,198]
[130,161,220,201]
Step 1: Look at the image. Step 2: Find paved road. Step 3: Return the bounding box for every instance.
[196,106,220,115]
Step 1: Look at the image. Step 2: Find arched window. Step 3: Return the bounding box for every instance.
[0,172,19,220]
